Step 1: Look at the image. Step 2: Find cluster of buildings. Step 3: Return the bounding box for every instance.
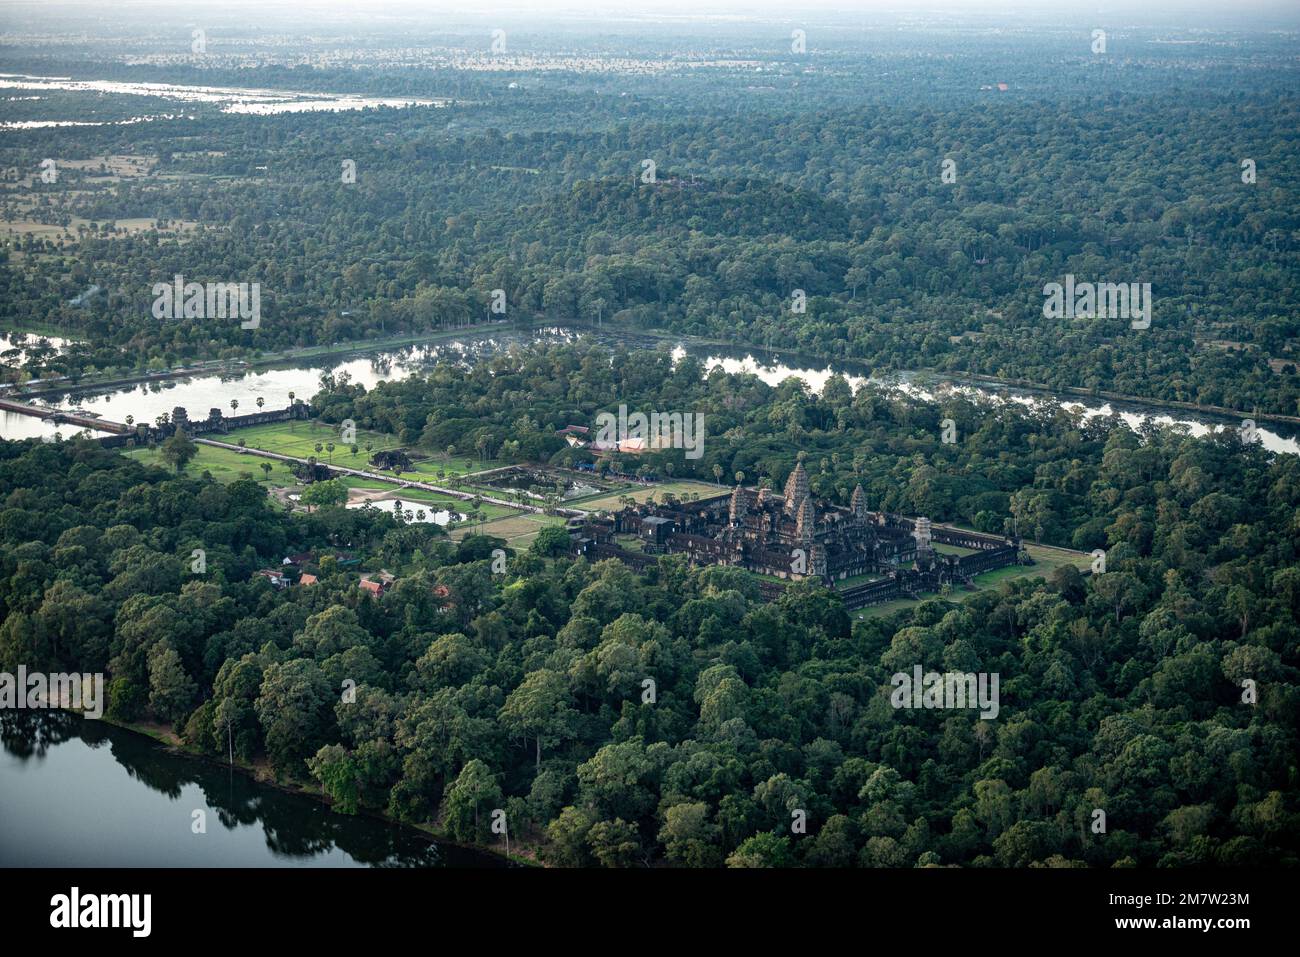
[252,550,360,590]
[252,555,453,609]
[568,460,1027,610]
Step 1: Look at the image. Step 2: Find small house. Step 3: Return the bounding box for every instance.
[359,570,396,597]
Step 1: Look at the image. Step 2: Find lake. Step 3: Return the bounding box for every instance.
[0,711,507,868]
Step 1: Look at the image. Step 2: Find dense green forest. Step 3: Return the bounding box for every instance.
[2,8,1298,872]
[2,344,1297,866]
[2,23,1297,414]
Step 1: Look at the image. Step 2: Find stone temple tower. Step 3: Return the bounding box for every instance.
[729,485,748,526]
[809,543,828,578]
[796,495,817,542]
[783,461,810,517]
[851,484,868,523]
[913,517,932,555]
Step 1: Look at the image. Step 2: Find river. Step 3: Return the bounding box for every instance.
[1,326,1296,455]
[0,711,506,868]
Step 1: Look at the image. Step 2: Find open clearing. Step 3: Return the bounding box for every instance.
[453,513,566,548]
[125,442,298,486]
[853,542,1094,619]
[226,420,489,481]
[575,480,723,512]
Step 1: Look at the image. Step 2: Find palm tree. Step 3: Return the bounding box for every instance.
[230,399,238,416]
[260,462,272,481]
[256,396,265,411]
[712,464,723,484]
[287,391,296,431]
[326,442,335,464]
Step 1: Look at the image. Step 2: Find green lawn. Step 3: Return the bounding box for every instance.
[343,480,512,516]
[452,512,566,548]
[224,421,395,468]
[126,432,520,523]
[400,455,489,482]
[853,543,1093,620]
[1023,541,1095,575]
[125,443,298,486]
[834,571,886,589]
[576,481,723,512]
[224,420,487,480]
[933,542,979,558]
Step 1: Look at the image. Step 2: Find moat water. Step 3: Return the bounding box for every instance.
[1,326,1296,455]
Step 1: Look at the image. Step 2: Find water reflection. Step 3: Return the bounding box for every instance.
[2,326,1294,456]
[0,73,444,126]
[0,711,505,868]
[41,335,544,426]
[687,347,1300,456]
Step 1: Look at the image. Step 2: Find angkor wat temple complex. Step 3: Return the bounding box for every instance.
[571,461,1028,610]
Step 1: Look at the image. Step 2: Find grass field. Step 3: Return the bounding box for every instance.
[575,481,723,512]
[1,216,198,242]
[125,444,518,524]
[224,421,487,480]
[451,513,566,549]
[933,542,980,558]
[834,571,886,589]
[1021,541,1096,575]
[343,481,513,518]
[853,542,1093,620]
[614,533,647,552]
[125,443,298,485]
